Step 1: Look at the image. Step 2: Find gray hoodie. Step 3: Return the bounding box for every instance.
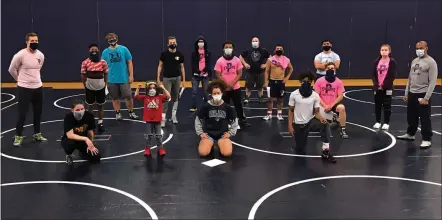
[405,55,438,100]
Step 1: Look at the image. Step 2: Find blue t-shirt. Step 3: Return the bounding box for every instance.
[101,45,132,83]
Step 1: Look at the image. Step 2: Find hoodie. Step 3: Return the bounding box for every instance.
[372,56,397,90]
[191,35,212,77]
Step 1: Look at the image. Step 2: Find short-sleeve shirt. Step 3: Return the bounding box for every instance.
[197,102,237,137]
[63,111,96,139]
[214,56,243,90]
[81,58,109,91]
[134,94,168,122]
[160,50,184,78]
[288,90,320,124]
[314,52,340,75]
[313,77,345,106]
[101,45,132,83]
[240,48,270,72]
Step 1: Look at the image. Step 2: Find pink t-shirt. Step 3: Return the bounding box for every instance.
[314,77,345,106]
[198,49,208,77]
[269,55,290,69]
[215,56,243,90]
[377,58,390,87]
[8,49,45,89]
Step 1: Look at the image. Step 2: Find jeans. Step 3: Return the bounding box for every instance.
[191,76,209,107]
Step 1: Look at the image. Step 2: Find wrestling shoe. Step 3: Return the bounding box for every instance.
[277,114,284,121]
[158,147,166,156]
[98,123,105,134]
[397,133,415,140]
[116,112,123,120]
[243,97,249,104]
[13,136,24,147]
[373,122,381,129]
[144,146,151,156]
[340,128,349,139]
[128,111,138,119]
[420,141,432,149]
[381,124,389,130]
[33,133,47,142]
[66,155,73,165]
[189,105,197,112]
[263,115,272,120]
[258,96,265,104]
[321,149,336,163]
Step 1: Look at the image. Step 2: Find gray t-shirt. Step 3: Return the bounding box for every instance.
[288,90,320,124]
[314,52,341,75]
[405,55,438,100]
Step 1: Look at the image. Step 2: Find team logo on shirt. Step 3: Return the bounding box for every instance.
[378,64,387,73]
[224,63,234,72]
[251,51,261,62]
[147,100,159,109]
[175,56,180,61]
[209,110,226,121]
[109,52,122,63]
[412,64,421,75]
[74,124,88,134]
[322,84,336,94]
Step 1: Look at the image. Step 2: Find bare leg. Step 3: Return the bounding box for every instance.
[218,138,232,157]
[198,138,214,156]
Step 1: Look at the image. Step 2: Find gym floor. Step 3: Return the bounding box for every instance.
[1,85,441,219]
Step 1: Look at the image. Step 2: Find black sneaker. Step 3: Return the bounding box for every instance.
[321,150,336,163]
[66,155,73,165]
[98,123,105,134]
[340,129,349,139]
[239,119,251,128]
[258,96,264,104]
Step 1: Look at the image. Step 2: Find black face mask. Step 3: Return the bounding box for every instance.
[275,50,283,56]
[89,51,100,62]
[29,43,39,50]
[325,69,336,83]
[299,81,313,98]
[108,40,117,46]
[168,44,177,49]
[322,46,331,51]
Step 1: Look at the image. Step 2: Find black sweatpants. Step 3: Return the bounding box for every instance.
[222,88,245,120]
[374,90,392,124]
[294,118,331,149]
[407,92,432,141]
[61,138,101,162]
[16,86,43,136]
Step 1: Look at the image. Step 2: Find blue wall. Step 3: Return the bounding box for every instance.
[2,0,441,82]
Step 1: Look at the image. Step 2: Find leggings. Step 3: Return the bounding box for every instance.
[146,122,163,146]
[222,88,246,120]
[374,90,392,124]
[16,86,43,136]
[293,118,331,149]
[61,138,101,162]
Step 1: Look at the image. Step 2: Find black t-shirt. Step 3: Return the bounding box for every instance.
[198,102,236,137]
[63,111,96,139]
[160,50,185,78]
[241,48,270,72]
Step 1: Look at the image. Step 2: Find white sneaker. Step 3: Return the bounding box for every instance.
[373,123,381,129]
[172,115,178,124]
[116,112,123,120]
[381,124,389,130]
[277,114,284,121]
[263,115,272,121]
[397,133,415,140]
[420,141,431,148]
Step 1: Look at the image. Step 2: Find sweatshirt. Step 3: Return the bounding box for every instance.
[405,55,438,100]
[195,100,238,138]
[8,49,45,89]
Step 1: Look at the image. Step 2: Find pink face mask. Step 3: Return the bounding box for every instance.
[380,51,390,56]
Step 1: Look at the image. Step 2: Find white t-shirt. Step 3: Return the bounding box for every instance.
[314,51,340,75]
[288,90,320,124]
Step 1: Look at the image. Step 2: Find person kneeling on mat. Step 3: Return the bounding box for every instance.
[288,71,336,163]
[195,80,238,157]
[135,82,170,157]
[62,100,100,165]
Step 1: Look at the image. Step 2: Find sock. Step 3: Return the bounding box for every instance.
[116,110,120,114]
[267,111,272,115]
[341,126,346,131]
[98,120,103,124]
[277,110,282,115]
[129,110,133,113]
[172,102,178,116]
[322,143,330,150]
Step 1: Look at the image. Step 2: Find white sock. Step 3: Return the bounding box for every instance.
[277,110,282,115]
[267,111,272,115]
[322,143,330,150]
[98,120,103,124]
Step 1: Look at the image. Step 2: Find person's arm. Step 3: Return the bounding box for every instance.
[157,53,164,83]
[125,48,134,82]
[314,54,325,70]
[372,60,379,88]
[8,53,21,81]
[180,63,186,83]
[313,95,327,123]
[288,92,295,135]
[64,116,89,141]
[334,53,341,69]
[424,60,438,100]
[404,62,412,97]
[239,51,249,68]
[103,60,109,86]
[80,61,87,84]
[231,61,243,85]
[313,83,326,107]
[284,61,293,82]
[214,59,223,80]
[88,130,95,141]
[160,84,171,100]
[264,59,271,86]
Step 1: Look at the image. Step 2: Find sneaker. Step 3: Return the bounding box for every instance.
[340,129,349,139]
[66,155,73,165]
[277,114,284,121]
[116,112,123,120]
[373,122,381,129]
[189,106,197,112]
[381,124,389,130]
[397,133,415,140]
[98,123,105,134]
[144,146,151,156]
[321,149,336,163]
[172,115,178,124]
[33,133,47,142]
[128,111,138,119]
[420,141,432,149]
[243,97,249,104]
[258,96,264,104]
[13,136,24,147]
[239,119,250,128]
[158,147,166,156]
[263,115,272,121]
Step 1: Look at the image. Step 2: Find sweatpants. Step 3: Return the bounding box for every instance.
[16,86,43,136]
[61,138,101,162]
[407,92,432,141]
[293,118,331,149]
[162,76,181,114]
[222,88,245,120]
[146,122,163,146]
[374,90,392,124]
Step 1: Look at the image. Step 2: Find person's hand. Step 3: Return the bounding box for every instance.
[181,81,185,88]
[129,76,134,83]
[403,95,408,102]
[244,63,251,69]
[288,126,294,136]
[282,77,288,84]
[260,64,266,69]
[87,145,99,156]
[263,82,268,88]
[157,79,161,85]
[159,84,165,89]
[222,132,230,139]
[319,117,328,124]
[419,98,429,105]
[324,105,332,112]
[201,133,209,139]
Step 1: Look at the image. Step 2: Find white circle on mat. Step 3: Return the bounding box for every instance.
[53,94,143,111]
[1,118,173,163]
[1,93,16,104]
[232,115,396,158]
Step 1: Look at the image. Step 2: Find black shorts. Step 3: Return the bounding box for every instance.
[269,79,285,98]
[331,102,343,113]
[245,70,265,90]
[85,87,106,105]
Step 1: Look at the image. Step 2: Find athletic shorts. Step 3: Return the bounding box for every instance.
[331,102,343,114]
[245,70,264,90]
[268,79,285,98]
[207,132,224,142]
[107,83,132,100]
[85,87,106,105]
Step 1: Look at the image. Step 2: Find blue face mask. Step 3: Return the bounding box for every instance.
[416,49,425,57]
[299,81,312,98]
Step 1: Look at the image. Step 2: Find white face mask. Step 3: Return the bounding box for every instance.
[416,49,425,57]
[148,89,156,96]
[252,42,259,48]
[198,42,204,48]
[213,94,222,101]
[224,48,233,55]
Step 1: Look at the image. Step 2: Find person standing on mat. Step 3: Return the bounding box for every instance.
[134,82,170,157]
[101,33,138,120]
[62,100,100,165]
[81,43,108,134]
[314,40,341,81]
[372,44,397,131]
[195,80,238,157]
[190,34,211,112]
[8,32,47,147]
[288,71,336,163]
[314,62,348,139]
[240,37,270,104]
[397,41,438,149]
[262,44,293,121]
[215,40,250,128]
[157,36,186,127]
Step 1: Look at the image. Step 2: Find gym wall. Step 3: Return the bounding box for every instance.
[2,0,441,82]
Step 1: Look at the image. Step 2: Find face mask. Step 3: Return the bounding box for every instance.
[322,46,331,51]
[198,42,204,48]
[108,40,117,46]
[29,43,39,50]
[73,110,85,121]
[213,94,222,101]
[275,50,283,56]
[89,51,100,62]
[380,51,389,56]
[252,42,259,48]
[325,69,336,83]
[224,48,233,55]
[416,49,425,57]
[169,44,177,49]
[148,89,156,96]
[299,81,313,98]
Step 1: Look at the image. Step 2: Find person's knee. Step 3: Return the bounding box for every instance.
[198,146,211,156]
[336,104,346,112]
[220,148,232,157]
[87,104,94,112]
[97,104,104,110]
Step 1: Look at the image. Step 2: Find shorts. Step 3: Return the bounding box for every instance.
[207,133,224,142]
[107,83,132,100]
[330,102,343,113]
[245,70,264,90]
[85,87,106,105]
[268,79,285,98]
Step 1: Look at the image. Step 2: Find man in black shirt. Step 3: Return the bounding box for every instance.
[62,100,100,165]
[240,37,270,104]
[157,36,186,127]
